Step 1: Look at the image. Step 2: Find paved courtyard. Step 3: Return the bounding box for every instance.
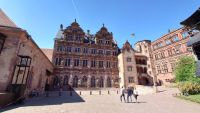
[1,87,200,113]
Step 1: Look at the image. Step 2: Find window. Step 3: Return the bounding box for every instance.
[83,48,88,54]
[106,50,111,55]
[106,61,111,68]
[182,32,188,39]
[171,63,176,72]
[99,61,104,68]
[174,45,181,54]
[82,60,88,67]
[157,42,163,48]
[105,40,110,45]
[98,50,104,55]
[113,51,117,56]
[99,40,103,44]
[91,60,96,67]
[55,57,62,66]
[75,36,81,41]
[127,57,131,62]
[113,62,118,68]
[0,34,5,54]
[75,48,81,53]
[91,49,96,54]
[161,52,165,58]
[66,47,72,52]
[127,66,132,71]
[165,39,171,45]
[65,58,71,67]
[128,77,134,83]
[163,64,168,73]
[67,35,73,41]
[74,59,79,67]
[56,46,63,52]
[172,35,179,42]
[168,49,173,56]
[157,65,161,74]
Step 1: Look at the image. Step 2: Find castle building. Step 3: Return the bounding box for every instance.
[0,9,54,106]
[52,21,119,89]
[151,28,194,85]
[118,41,153,88]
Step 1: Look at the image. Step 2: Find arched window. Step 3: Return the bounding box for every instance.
[107,77,112,87]
[91,76,96,87]
[0,33,6,54]
[73,76,78,88]
[63,76,69,85]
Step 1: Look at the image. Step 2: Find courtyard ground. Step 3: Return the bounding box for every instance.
[1,86,200,113]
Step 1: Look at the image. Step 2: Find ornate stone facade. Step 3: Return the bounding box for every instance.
[52,21,119,89]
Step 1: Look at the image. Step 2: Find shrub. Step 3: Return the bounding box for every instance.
[178,81,200,95]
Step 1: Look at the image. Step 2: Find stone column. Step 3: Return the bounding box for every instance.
[87,75,91,88]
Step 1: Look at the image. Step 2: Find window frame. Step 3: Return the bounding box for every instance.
[0,35,6,54]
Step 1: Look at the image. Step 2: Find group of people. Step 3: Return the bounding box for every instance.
[120,86,138,103]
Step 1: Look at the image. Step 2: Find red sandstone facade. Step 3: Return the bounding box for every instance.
[151,28,194,85]
[52,21,119,89]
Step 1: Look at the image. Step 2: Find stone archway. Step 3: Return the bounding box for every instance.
[72,76,78,88]
[81,76,87,87]
[138,76,149,85]
[63,75,69,85]
[107,77,112,87]
[98,76,104,88]
[91,76,96,88]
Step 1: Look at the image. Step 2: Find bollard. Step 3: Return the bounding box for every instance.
[99,90,101,95]
[117,90,118,94]
[70,91,72,96]
[80,91,81,95]
[90,91,92,95]
[108,90,110,95]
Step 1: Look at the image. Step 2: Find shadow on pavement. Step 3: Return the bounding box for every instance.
[0,91,84,112]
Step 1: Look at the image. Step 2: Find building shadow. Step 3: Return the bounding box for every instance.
[0,91,85,112]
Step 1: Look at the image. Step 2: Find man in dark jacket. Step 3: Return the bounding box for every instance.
[127,87,133,103]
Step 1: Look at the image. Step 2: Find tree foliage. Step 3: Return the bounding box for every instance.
[175,56,196,82]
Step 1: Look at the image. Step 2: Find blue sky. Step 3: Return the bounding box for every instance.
[0,0,199,48]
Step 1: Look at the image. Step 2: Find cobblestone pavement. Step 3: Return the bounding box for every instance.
[1,87,200,113]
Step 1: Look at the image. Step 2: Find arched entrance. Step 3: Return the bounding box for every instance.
[107,77,112,87]
[99,76,104,88]
[81,76,87,87]
[91,76,96,88]
[73,76,78,88]
[53,76,59,87]
[139,77,149,85]
[63,76,69,85]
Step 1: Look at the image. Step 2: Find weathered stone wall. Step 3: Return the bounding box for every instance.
[0,28,20,92]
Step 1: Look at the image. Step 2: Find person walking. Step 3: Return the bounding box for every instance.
[127,87,133,103]
[133,87,139,103]
[120,86,126,102]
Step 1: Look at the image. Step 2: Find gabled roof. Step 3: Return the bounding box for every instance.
[0,8,17,27]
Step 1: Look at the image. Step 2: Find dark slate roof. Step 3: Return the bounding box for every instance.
[181,8,200,30]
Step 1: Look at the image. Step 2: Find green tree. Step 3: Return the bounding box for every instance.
[175,56,196,82]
